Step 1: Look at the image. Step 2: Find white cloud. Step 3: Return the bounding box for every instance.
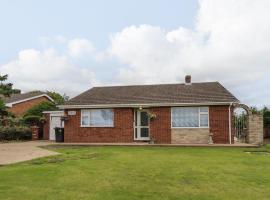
[1,0,270,107]
[67,38,95,58]
[0,45,99,96]
[106,0,270,106]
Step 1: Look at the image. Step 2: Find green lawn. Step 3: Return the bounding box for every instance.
[1,145,270,200]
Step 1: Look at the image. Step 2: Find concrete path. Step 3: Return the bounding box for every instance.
[0,141,59,165]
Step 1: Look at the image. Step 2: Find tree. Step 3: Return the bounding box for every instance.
[23,101,57,125]
[24,101,56,117]
[47,91,69,105]
[0,74,21,97]
[262,106,270,127]
[0,74,21,118]
[0,98,7,116]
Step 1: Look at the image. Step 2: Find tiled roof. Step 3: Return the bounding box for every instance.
[65,82,239,106]
[2,91,48,104]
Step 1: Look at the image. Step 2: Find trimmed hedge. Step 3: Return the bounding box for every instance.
[0,126,32,141]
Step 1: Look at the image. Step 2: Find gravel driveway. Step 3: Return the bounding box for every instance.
[0,141,59,165]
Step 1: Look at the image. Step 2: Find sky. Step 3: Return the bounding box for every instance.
[0,0,269,107]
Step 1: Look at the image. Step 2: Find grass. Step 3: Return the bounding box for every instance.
[0,145,270,200]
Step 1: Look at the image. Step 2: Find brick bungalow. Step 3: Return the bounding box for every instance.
[56,76,239,144]
[3,91,54,116]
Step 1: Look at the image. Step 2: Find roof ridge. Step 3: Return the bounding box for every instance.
[92,81,220,88]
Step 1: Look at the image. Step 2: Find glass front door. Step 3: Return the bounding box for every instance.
[134,109,150,140]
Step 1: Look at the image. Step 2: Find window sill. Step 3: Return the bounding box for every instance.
[80,125,114,128]
[171,127,209,129]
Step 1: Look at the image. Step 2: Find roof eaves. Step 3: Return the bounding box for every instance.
[5,94,54,107]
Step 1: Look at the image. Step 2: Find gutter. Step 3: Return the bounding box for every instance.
[58,101,239,110]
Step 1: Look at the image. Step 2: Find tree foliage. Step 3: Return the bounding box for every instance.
[262,106,270,127]
[0,98,7,116]
[0,74,21,97]
[23,101,57,125]
[24,101,56,118]
[47,91,69,105]
[0,74,21,118]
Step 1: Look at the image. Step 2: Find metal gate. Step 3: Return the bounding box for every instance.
[234,109,248,143]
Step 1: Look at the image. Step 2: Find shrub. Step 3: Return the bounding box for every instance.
[24,101,56,117]
[0,126,32,141]
[23,115,41,125]
[23,101,57,125]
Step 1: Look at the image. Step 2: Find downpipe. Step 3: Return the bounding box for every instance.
[228,103,233,144]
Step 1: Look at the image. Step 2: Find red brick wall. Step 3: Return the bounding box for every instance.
[150,107,171,143]
[8,96,50,116]
[209,105,233,144]
[63,106,232,144]
[43,113,50,140]
[64,108,134,143]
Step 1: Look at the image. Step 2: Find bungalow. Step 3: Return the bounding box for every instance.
[54,76,240,144]
[3,91,54,116]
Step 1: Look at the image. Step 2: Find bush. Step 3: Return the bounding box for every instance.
[23,115,41,125]
[0,126,32,141]
[24,101,56,117]
[22,101,57,125]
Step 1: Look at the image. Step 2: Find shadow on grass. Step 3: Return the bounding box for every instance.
[29,152,101,165]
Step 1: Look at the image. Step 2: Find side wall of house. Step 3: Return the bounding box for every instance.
[8,96,50,116]
[64,108,134,143]
[209,105,232,144]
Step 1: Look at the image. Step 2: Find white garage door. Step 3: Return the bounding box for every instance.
[50,116,62,140]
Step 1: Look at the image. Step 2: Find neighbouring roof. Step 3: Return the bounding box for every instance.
[2,91,53,106]
[64,82,239,107]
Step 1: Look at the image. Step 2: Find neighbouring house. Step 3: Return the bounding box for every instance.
[43,75,245,144]
[3,91,54,116]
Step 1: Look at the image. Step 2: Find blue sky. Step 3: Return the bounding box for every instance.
[0,0,197,62]
[0,0,269,107]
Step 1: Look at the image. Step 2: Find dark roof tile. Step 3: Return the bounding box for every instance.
[65,82,239,106]
[2,91,48,104]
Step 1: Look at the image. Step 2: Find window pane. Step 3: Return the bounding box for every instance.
[82,116,89,125]
[200,114,208,127]
[81,110,90,126]
[200,107,209,113]
[141,128,149,137]
[90,109,113,126]
[172,107,199,127]
[140,112,148,126]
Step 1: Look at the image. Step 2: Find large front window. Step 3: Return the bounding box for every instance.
[81,109,114,127]
[171,107,209,128]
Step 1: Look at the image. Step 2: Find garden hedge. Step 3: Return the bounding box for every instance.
[0,126,32,141]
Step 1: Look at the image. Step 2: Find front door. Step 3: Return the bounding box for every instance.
[134,109,150,140]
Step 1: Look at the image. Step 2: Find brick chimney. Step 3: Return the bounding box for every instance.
[185,75,191,85]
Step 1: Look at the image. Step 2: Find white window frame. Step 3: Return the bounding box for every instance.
[80,109,114,127]
[171,107,209,129]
